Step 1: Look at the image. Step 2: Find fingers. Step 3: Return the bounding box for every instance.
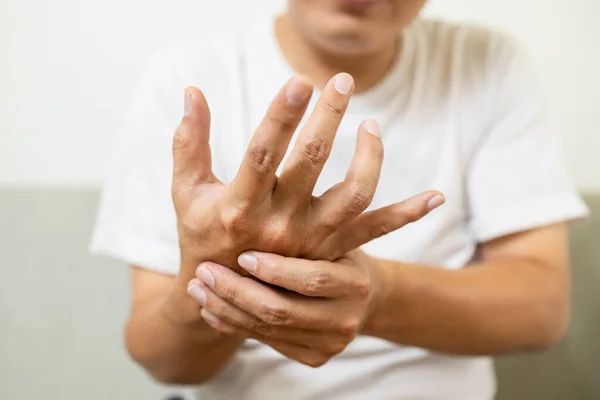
[276,73,354,202]
[321,191,446,259]
[237,252,356,298]
[194,262,336,329]
[172,87,215,190]
[188,278,250,334]
[313,119,384,228]
[205,314,340,368]
[192,281,347,351]
[228,76,313,205]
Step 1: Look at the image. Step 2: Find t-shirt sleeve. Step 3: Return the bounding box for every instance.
[467,38,589,243]
[90,50,187,275]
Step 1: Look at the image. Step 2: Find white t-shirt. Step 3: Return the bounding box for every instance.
[91,16,588,400]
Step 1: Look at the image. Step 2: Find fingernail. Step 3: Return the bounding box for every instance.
[201,309,220,326]
[196,266,215,288]
[334,73,354,95]
[184,89,192,116]
[363,119,380,137]
[286,76,313,106]
[187,283,206,306]
[238,253,257,273]
[427,194,445,211]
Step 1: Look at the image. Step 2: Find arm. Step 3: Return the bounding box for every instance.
[125,265,243,384]
[364,223,570,354]
[183,224,571,367]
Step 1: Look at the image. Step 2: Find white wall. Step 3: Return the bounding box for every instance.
[1,0,598,190]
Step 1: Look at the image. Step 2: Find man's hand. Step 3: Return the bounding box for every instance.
[187,250,383,367]
[186,224,571,366]
[173,73,444,287]
[129,73,444,383]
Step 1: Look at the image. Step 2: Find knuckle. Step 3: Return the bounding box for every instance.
[263,264,286,288]
[267,109,298,132]
[303,269,332,295]
[247,142,278,174]
[354,277,372,298]
[367,219,396,241]
[178,208,212,238]
[314,217,338,237]
[325,341,348,356]
[210,302,227,319]
[319,101,345,119]
[268,231,290,253]
[220,205,250,233]
[249,319,275,337]
[338,318,361,337]
[300,136,330,165]
[347,184,373,214]
[259,302,291,326]
[304,353,330,368]
[172,125,192,151]
[221,284,238,304]
[264,218,294,251]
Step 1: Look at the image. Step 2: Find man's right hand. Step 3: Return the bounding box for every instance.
[172,73,442,287]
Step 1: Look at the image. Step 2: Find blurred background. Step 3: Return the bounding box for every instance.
[1,0,598,399]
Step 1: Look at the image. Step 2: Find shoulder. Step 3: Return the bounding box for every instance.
[407,19,539,117]
[403,20,544,154]
[408,18,533,100]
[414,18,525,69]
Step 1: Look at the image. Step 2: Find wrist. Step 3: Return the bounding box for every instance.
[362,258,413,336]
[363,257,394,333]
[167,253,216,326]
[163,276,205,326]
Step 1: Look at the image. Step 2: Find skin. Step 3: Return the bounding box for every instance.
[127,74,442,383]
[192,224,569,366]
[126,0,571,384]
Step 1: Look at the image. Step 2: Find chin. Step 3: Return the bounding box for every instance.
[308,17,391,56]
[318,34,380,56]
[288,0,425,55]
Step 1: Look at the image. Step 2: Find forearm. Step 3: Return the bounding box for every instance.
[363,256,570,355]
[126,260,243,384]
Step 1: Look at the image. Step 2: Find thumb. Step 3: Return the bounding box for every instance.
[172,86,216,187]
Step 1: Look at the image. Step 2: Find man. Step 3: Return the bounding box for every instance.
[91,0,589,399]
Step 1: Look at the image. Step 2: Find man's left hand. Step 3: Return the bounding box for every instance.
[187,249,388,367]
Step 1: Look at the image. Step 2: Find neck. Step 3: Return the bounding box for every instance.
[275,13,398,94]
